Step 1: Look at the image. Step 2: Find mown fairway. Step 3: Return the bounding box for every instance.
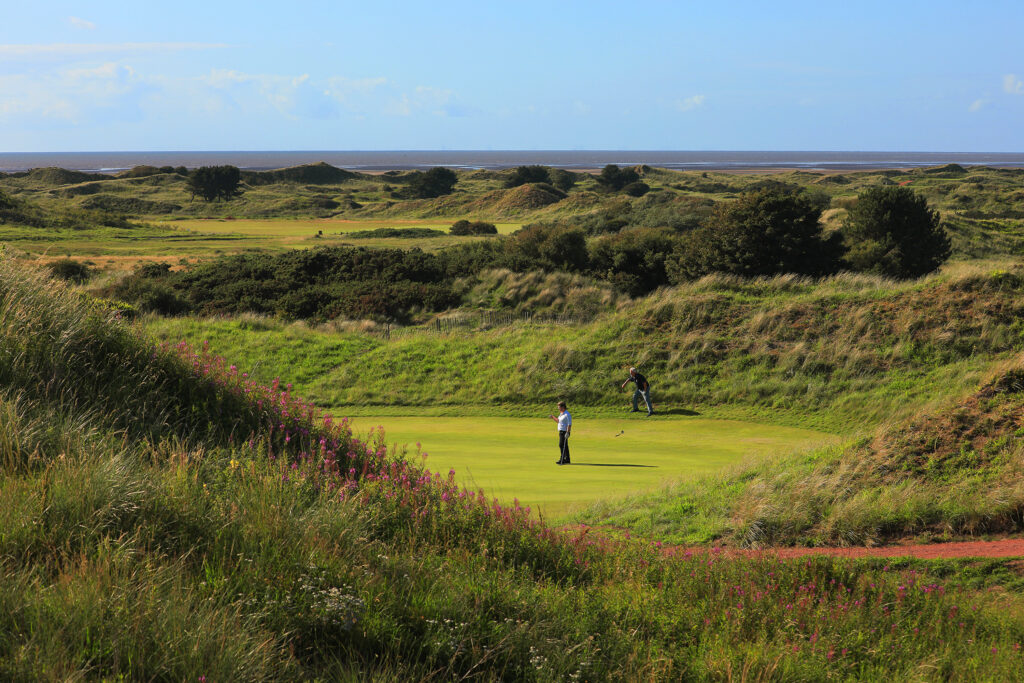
[347,415,836,517]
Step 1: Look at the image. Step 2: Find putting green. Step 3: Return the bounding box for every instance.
[347,415,836,518]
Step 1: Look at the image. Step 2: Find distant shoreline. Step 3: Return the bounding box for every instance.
[2,150,1023,175]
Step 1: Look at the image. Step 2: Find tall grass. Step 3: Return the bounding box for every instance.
[6,255,1024,679]
[146,262,1024,433]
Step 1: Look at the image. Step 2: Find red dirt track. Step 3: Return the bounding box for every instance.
[722,539,1024,560]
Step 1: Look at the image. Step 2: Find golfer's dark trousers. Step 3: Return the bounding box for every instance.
[558,430,570,464]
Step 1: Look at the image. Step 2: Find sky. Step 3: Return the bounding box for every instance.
[1,0,1022,152]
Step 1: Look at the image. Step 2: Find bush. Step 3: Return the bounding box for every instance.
[110,247,461,323]
[348,227,446,239]
[450,220,498,236]
[669,188,845,281]
[622,181,650,197]
[507,224,589,272]
[407,167,458,199]
[589,227,680,295]
[548,168,577,193]
[47,259,93,284]
[595,164,640,192]
[841,186,951,278]
[505,165,550,188]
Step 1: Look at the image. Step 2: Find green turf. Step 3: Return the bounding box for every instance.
[346,415,836,518]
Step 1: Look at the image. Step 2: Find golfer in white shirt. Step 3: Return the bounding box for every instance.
[548,401,572,465]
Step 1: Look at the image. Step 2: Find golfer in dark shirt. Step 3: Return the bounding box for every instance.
[621,367,653,415]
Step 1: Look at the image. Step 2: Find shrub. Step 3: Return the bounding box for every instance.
[595,164,640,192]
[622,181,650,197]
[507,224,589,272]
[841,186,951,278]
[450,220,498,236]
[669,188,845,281]
[47,258,93,284]
[548,168,577,192]
[504,165,550,188]
[407,167,458,199]
[589,227,679,295]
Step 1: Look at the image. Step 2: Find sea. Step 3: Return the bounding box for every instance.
[1,150,1023,174]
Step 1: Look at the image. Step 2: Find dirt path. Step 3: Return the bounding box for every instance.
[673,539,1024,560]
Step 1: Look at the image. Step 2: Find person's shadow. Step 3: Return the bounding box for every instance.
[650,407,701,416]
[569,463,657,468]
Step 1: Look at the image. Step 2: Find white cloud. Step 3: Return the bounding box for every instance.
[969,99,988,112]
[1004,74,1024,95]
[0,57,457,129]
[68,17,96,30]
[676,94,706,112]
[0,61,147,124]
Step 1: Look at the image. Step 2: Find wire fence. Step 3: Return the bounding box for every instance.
[382,309,592,339]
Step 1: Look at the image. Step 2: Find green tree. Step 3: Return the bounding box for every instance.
[507,223,589,272]
[408,167,458,198]
[669,188,845,281]
[589,227,679,295]
[187,165,243,201]
[842,186,951,278]
[595,164,639,192]
[505,165,551,188]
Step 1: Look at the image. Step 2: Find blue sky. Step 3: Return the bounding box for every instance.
[1,1,1022,152]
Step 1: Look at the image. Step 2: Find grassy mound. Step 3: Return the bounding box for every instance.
[490,183,566,214]
[244,162,359,185]
[80,194,182,214]
[25,167,105,185]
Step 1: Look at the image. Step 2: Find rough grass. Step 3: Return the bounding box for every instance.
[145,262,1024,434]
[574,357,1024,548]
[7,256,1024,679]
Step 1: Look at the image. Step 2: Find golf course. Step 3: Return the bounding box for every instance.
[348,415,835,516]
[6,157,1024,680]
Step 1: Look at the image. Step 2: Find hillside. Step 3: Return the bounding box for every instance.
[575,356,1024,547]
[5,255,1024,679]
[146,263,1024,433]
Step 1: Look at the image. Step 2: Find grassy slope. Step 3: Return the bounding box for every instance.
[146,262,1024,433]
[6,257,1024,680]
[575,357,1024,548]
[144,263,1024,548]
